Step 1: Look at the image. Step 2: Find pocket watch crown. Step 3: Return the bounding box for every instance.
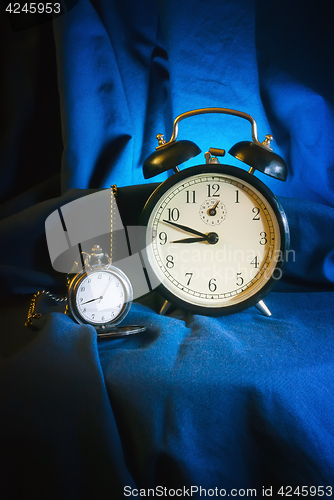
[89,245,105,266]
[91,244,103,256]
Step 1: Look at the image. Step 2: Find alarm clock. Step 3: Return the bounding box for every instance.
[140,108,290,317]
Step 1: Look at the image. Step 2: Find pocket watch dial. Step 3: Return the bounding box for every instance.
[143,165,288,314]
[68,267,133,327]
[76,271,126,324]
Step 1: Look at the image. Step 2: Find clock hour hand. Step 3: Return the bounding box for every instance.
[162,219,207,238]
[172,232,219,245]
[171,236,208,244]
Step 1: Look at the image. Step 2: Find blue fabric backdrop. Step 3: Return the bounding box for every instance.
[0,0,334,498]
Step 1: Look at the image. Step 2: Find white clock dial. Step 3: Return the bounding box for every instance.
[75,270,126,324]
[145,170,282,310]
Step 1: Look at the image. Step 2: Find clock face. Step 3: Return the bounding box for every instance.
[142,164,288,315]
[68,267,132,327]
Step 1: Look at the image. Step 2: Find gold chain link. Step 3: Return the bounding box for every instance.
[110,184,117,262]
[25,290,67,327]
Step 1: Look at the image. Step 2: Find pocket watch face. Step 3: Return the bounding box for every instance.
[68,267,133,328]
[142,164,289,315]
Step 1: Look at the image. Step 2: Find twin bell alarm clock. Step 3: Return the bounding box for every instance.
[140,108,290,317]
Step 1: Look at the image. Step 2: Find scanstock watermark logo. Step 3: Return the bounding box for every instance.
[123,485,262,497]
[45,189,162,302]
[4,0,79,32]
[123,485,332,497]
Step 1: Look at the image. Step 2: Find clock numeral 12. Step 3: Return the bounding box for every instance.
[207,184,220,197]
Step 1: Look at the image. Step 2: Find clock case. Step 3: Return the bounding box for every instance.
[140,163,290,317]
[140,107,290,317]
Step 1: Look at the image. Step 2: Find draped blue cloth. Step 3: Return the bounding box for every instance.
[0,0,334,498]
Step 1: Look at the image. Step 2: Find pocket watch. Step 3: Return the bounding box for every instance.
[26,244,145,338]
[26,184,146,338]
[66,245,143,336]
[140,108,290,317]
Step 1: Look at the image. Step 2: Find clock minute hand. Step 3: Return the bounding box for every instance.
[162,219,207,238]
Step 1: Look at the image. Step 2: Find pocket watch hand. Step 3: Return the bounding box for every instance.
[162,219,207,238]
[100,279,113,300]
[81,296,103,305]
